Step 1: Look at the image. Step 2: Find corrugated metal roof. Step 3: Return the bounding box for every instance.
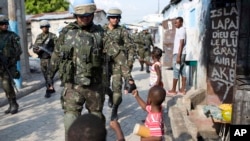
[27,9,105,22]
[28,11,73,21]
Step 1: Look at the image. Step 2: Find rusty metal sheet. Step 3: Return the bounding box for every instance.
[162,19,176,68]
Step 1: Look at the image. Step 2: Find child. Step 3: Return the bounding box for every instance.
[67,113,125,141]
[132,86,166,141]
[67,113,107,141]
[144,47,163,87]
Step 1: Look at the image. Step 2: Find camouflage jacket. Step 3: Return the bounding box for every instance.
[34,32,57,59]
[103,24,135,63]
[142,32,154,48]
[0,30,22,68]
[51,22,104,85]
[131,32,144,50]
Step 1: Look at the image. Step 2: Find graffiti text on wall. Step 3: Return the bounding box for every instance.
[209,6,238,103]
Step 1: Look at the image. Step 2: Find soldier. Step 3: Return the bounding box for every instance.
[103,7,137,121]
[33,20,57,98]
[129,28,140,71]
[0,15,22,114]
[50,0,106,138]
[138,26,154,73]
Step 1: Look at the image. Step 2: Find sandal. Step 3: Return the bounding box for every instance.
[178,90,186,95]
[166,90,177,96]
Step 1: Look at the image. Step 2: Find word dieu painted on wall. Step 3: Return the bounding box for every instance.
[208,6,238,103]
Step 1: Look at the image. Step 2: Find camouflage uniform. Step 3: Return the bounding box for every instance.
[51,21,105,137]
[103,16,136,120]
[33,30,57,98]
[0,15,22,114]
[138,29,154,73]
[131,29,142,60]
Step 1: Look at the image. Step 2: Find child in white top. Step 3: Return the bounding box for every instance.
[144,47,163,87]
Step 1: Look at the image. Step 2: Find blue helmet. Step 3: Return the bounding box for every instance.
[70,0,96,16]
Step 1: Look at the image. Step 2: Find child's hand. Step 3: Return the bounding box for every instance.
[131,89,138,97]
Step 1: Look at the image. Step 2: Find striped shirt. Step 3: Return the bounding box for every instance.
[145,105,164,137]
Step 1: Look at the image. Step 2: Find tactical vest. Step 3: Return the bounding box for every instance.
[58,23,103,86]
[0,32,14,57]
[103,26,124,58]
[0,31,22,78]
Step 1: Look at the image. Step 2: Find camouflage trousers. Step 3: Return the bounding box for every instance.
[111,63,132,106]
[40,58,54,87]
[138,47,151,62]
[61,83,105,135]
[0,71,16,99]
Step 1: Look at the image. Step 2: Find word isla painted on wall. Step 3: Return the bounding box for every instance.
[210,6,238,18]
[208,6,238,102]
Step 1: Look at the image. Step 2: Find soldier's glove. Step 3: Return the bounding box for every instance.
[33,46,40,53]
[124,79,137,93]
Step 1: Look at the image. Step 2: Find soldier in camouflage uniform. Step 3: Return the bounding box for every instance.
[0,15,22,114]
[137,27,154,73]
[49,0,106,138]
[103,8,137,121]
[131,28,141,60]
[33,20,57,98]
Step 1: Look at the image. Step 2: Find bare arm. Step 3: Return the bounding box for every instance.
[144,60,153,66]
[154,64,162,86]
[132,90,147,111]
[176,39,185,64]
[110,121,125,141]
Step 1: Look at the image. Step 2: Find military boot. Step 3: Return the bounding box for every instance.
[10,98,19,114]
[146,65,150,73]
[140,64,144,71]
[4,99,11,114]
[45,90,51,98]
[111,105,119,121]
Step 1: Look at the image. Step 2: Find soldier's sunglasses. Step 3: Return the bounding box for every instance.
[40,26,50,28]
[109,16,120,19]
[77,13,94,18]
[0,22,9,25]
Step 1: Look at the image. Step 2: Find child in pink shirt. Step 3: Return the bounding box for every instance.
[132,86,166,141]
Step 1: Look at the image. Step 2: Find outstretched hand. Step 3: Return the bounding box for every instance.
[131,89,138,97]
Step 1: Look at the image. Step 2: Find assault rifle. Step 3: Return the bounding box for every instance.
[29,44,52,56]
[0,56,19,93]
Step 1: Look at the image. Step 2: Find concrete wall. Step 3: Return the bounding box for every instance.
[0,0,8,15]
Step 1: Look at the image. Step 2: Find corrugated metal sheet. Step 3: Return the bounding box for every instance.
[26,9,105,22]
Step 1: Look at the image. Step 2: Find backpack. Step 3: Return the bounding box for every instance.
[58,23,103,86]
